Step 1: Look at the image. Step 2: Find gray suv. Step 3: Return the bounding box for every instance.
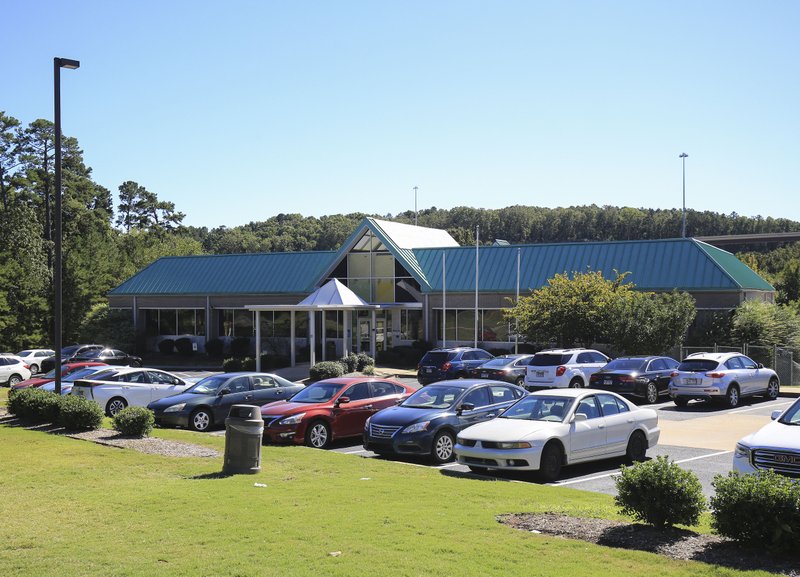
[669,352,780,408]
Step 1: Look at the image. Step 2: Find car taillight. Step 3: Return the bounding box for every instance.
[706,372,726,379]
[589,374,599,382]
[555,366,566,377]
[619,375,635,383]
[441,362,452,371]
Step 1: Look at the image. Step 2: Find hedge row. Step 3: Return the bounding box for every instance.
[309,353,375,381]
[8,388,103,431]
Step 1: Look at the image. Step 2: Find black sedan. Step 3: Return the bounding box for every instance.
[588,356,679,404]
[148,372,305,432]
[71,348,142,367]
[40,344,104,373]
[363,379,526,463]
[467,354,534,387]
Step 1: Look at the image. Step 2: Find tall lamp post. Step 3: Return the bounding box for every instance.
[53,57,80,395]
[679,152,688,238]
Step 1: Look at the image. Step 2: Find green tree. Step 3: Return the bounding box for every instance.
[612,291,696,354]
[0,111,23,210]
[731,300,800,354]
[115,181,184,233]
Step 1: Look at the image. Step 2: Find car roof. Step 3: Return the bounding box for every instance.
[683,352,741,361]
[535,348,600,355]
[313,377,404,385]
[528,388,616,399]
[421,379,514,390]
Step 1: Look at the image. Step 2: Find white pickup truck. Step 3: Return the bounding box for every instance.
[72,367,193,416]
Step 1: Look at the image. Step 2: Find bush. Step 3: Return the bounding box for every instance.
[310,361,345,382]
[242,357,256,371]
[230,337,252,358]
[58,395,104,431]
[356,352,374,372]
[223,357,244,372]
[711,470,800,553]
[158,339,175,354]
[7,388,61,422]
[112,406,155,437]
[205,338,224,357]
[174,337,194,356]
[362,364,375,376]
[614,456,706,528]
[340,352,358,373]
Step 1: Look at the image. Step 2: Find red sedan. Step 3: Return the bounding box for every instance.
[261,377,416,449]
[12,362,108,391]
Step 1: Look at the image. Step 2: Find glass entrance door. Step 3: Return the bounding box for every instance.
[358,319,371,353]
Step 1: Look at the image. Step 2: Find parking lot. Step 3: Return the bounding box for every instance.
[327,376,796,497]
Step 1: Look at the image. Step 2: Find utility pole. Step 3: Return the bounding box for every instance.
[680,153,688,237]
[413,186,418,226]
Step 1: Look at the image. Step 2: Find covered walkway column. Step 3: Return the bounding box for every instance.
[255,310,261,371]
[308,310,316,367]
[321,310,326,361]
[370,309,377,358]
[290,310,296,367]
[342,310,350,357]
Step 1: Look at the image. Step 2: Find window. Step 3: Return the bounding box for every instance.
[475,350,492,361]
[252,376,276,390]
[371,381,402,397]
[576,352,593,364]
[488,385,517,404]
[576,396,600,419]
[226,377,251,394]
[649,359,667,371]
[614,397,630,413]
[159,310,176,335]
[725,357,743,370]
[597,394,621,416]
[400,310,422,341]
[740,356,758,369]
[148,371,180,385]
[343,382,371,401]
[178,310,196,334]
[462,387,491,408]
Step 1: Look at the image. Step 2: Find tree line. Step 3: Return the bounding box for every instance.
[3,107,800,353]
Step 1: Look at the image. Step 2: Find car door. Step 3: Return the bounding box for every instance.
[251,375,285,405]
[470,350,493,372]
[738,355,762,395]
[146,370,187,402]
[333,382,375,437]
[456,386,495,431]
[369,381,407,412]
[723,356,746,394]
[0,358,10,382]
[214,376,254,421]
[114,370,151,407]
[568,395,608,462]
[596,393,633,455]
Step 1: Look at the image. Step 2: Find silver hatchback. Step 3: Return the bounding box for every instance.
[669,352,780,408]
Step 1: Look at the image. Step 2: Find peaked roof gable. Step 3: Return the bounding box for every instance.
[413,238,775,294]
[298,278,369,306]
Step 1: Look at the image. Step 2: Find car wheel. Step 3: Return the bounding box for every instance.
[106,397,128,417]
[305,420,331,449]
[766,377,780,400]
[725,384,740,408]
[29,363,39,374]
[189,408,213,432]
[645,382,659,404]
[431,430,455,464]
[568,378,583,388]
[625,431,648,464]
[468,465,489,474]
[8,374,22,387]
[674,397,689,408]
[515,376,524,387]
[537,442,563,482]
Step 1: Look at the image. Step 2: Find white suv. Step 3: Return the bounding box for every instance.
[0,356,32,386]
[524,348,610,390]
[15,349,55,374]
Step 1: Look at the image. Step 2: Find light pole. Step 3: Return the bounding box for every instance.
[413,186,418,225]
[679,152,688,238]
[54,57,80,395]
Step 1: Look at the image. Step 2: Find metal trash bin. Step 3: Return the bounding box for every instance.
[223,404,264,475]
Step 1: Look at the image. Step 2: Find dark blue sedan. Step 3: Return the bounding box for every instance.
[363,379,526,463]
[148,372,304,432]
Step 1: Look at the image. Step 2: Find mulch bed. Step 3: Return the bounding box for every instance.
[500,512,799,576]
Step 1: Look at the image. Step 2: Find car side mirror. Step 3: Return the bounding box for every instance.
[771,410,782,420]
[571,413,587,423]
[758,363,764,369]
[456,402,475,415]
[336,396,350,407]
[218,388,231,396]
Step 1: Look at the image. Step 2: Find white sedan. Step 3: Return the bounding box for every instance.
[454,389,660,482]
[71,367,193,416]
[733,397,800,477]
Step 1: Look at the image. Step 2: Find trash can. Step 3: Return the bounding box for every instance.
[223,404,264,475]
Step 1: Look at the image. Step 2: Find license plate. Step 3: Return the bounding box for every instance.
[684,378,699,385]
[426,368,433,374]
[535,371,545,378]
[603,379,612,385]
[480,372,488,378]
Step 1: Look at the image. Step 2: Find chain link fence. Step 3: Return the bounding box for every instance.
[679,344,797,386]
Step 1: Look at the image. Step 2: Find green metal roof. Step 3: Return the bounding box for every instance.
[109,251,335,296]
[413,238,775,294]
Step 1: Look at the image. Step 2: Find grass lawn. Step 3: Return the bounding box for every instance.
[0,419,771,577]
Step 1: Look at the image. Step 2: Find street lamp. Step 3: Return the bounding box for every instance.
[679,152,688,238]
[53,57,80,395]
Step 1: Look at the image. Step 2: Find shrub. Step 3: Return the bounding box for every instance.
[158,339,175,354]
[356,352,374,372]
[310,361,345,382]
[58,395,104,431]
[112,406,155,437]
[711,470,800,553]
[205,338,224,357]
[230,337,252,358]
[223,357,244,372]
[362,364,375,376]
[340,353,358,373]
[242,357,256,371]
[174,337,194,356]
[6,388,61,422]
[614,456,706,528]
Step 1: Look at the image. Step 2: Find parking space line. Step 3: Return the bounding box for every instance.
[729,402,792,414]
[341,449,370,454]
[673,449,731,464]
[435,463,462,469]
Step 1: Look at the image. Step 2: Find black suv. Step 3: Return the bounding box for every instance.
[417,347,494,385]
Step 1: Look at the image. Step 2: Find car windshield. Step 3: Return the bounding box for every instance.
[678,359,719,372]
[43,368,59,378]
[401,385,463,409]
[289,382,343,403]
[530,353,572,366]
[17,351,32,357]
[778,400,800,426]
[79,350,104,359]
[501,396,574,422]
[186,375,231,395]
[603,359,647,372]
[61,345,80,356]
[420,351,457,365]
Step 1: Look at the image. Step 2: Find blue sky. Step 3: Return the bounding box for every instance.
[5,1,799,228]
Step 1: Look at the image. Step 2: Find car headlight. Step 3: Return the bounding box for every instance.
[164,403,186,413]
[734,442,752,459]
[364,416,371,430]
[495,441,532,450]
[279,413,305,425]
[402,421,430,434]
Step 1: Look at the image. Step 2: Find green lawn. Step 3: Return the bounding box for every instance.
[0,420,770,577]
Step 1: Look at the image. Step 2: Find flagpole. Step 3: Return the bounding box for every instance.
[442,250,446,349]
[474,225,479,348]
[515,247,520,354]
